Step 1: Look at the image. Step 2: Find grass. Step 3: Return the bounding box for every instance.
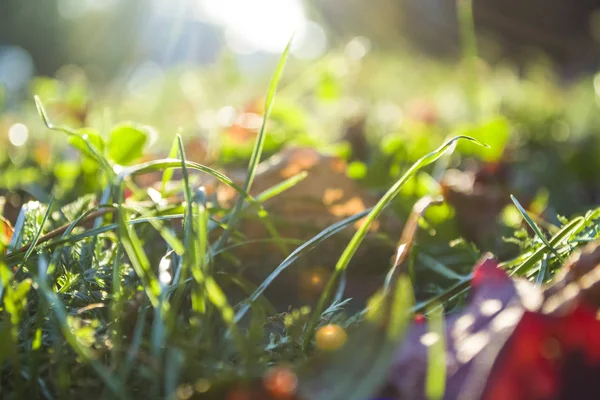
[3,17,600,400]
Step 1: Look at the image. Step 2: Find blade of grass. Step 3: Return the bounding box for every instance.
[303,136,488,350]
[234,208,371,323]
[384,196,444,291]
[190,201,209,315]
[503,215,585,275]
[34,96,113,174]
[123,204,184,255]
[160,131,181,196]
[7,204,27,252]
[206,170,308,243]
[116,182,161,307]
[297,274,414,400]
[170,135,202,320]
[172,137,249,362]
[418,253,466,281]
[35,256,127,399]
[215,35,294,250]
[457,0,480,115]
[425,303,446,400]
[17,194,55,273]
[6,206,115,258]
[110,246,123,371]
[413,274,473,314]
[511,194,563,262]
[3,213,185,266]
[164,348,184,399]
[217,273,277,315]
[535,254,550,287]
[119,305,148,382]
[122,158,286,252]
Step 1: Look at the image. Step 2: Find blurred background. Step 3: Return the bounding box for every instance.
[2,0,600,222]
[2,0,600,92]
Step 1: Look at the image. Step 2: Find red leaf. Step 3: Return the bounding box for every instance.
[384,256,600,400]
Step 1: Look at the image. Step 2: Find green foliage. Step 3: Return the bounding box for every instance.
[108,123,148,165]
[2,23,600,400]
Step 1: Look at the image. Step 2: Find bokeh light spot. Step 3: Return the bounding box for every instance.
[315,324,348,351]
[8,123,29,147]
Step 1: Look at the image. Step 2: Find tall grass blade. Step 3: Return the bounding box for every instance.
[425,303,446,400]
[215,35,294,250]
[456,0,480,115]
[303,136,487,349]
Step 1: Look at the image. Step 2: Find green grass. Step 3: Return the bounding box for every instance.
[3,22,600,400]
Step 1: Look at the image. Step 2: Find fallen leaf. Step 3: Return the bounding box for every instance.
[381,251,600,400]
[207,146,402,310]
[208,146,401,237]
[441,165,511,251]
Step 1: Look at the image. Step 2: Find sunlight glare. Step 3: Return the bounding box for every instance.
[199,0,306,53]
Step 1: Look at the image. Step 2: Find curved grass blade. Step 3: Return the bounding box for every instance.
[215,35,294,251]
[3,214,184,266]
[303,136,488,349]
[34,96,113,174]
[6,206,115,258]
[124,158,302,239]
[121,158,281,240]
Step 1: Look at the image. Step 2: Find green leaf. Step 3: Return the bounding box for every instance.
[457,116,509,161]
[69,128,105,159]
[108,123,148,165]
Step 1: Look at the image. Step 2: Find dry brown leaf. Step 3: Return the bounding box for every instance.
[441,166,510,250]
[207,146,400,238]
[205,146,402,310]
